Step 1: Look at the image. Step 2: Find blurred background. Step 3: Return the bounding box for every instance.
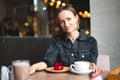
[0,0,90,37]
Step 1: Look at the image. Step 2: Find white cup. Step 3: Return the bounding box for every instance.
[1,60,30,80]
[70,61,90,72]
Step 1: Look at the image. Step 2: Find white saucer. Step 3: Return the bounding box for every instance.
[70,69,92,74]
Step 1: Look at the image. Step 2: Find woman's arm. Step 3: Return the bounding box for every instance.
[29,62,47,75]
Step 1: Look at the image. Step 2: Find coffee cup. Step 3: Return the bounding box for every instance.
[1,60,30,80]
[70,61,90,72]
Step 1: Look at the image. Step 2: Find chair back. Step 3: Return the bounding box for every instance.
[97,54,110,71]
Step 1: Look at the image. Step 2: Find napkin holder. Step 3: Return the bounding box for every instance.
[108,66,120,80]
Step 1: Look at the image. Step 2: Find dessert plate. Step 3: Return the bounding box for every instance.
[70,69,92,74]
[45,67,70,73]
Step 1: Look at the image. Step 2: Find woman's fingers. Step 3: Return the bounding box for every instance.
[89,63,103,73]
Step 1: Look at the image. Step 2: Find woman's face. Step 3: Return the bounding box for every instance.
[58,10,79,33]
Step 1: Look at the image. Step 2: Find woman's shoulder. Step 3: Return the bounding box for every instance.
[86,35,97,43]
[87,35,96,39]
[79,30,97,41]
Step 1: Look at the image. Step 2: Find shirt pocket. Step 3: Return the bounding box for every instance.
[76,50,92,61]
[57,49,70,65]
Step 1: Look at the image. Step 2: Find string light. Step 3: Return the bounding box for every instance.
[49,2,54,6]
[43,7,47,10]
[43,0,48,3]
[85,30,90,35]
[61,2,66,6]
[43,0,67,9]
[56,0,61,5]
[51,0,55,3]
[79,11,90,18]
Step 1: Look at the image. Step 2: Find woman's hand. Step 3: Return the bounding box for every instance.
[29,62,47,75]
[89,63,103,73]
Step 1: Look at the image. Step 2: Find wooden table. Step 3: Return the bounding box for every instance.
[28,70,109,80]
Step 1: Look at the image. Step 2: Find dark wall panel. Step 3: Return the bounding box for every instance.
[0,37,52,66]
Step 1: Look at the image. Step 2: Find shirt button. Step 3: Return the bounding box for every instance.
[71,54,74,56]
[82,55,85,58]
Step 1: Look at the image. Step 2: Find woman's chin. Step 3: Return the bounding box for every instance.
[65,30,76,34]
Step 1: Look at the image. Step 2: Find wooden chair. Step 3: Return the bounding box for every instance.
[97,54,110,71]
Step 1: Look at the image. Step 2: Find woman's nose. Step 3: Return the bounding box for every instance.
[64,21,69,26]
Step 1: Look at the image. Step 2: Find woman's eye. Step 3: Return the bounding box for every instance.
[66,18,71,21]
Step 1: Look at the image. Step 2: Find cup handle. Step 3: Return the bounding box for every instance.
[8,65,14,80]
[70,64,75,71]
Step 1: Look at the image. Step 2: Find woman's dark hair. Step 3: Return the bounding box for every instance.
[52,5,80,37]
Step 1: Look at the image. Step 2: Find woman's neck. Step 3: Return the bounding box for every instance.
[67,30,79,43]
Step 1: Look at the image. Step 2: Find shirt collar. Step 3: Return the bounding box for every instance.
[62,30,87,42]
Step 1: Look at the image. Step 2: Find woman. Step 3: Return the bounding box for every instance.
[30,5,101,74]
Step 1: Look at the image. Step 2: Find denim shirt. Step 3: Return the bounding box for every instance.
[43,31,98,67]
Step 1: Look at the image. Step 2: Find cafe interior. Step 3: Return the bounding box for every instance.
[0,0,120,80]
[0,0,90,37]
[0,0,91,64]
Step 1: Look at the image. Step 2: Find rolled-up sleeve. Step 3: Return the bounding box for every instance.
[43,39,58,67]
